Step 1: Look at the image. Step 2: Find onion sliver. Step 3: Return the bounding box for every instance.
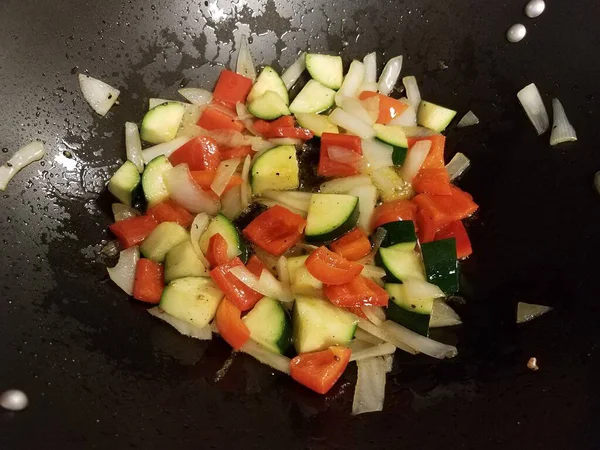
[360,138,393,174]
[261,190,312,212]
[78,74,120,116]
[430,300,462,328]
[281,52,306,90]
[336,60,366,100]
[211,158,241,197]
[112,203,141,221]
[354,328,384,345]
[402,76,421,111]
[380,320,457,359]
[399,140,431,182]
[236,103,262,136]
[389,104,417,127]
[329,108,375,140]
[550,98,577,146]
[148,307,212,340]
[125,122,144,172]
[0,141,45,191]
[357,317,417,355]
[456,110,480,128]
[220,185,244,220]
[337,96,374,125]
[164,164,220,214]
[352,356,386,415]
[190,213,211,268]
[240,339,291,374]
[178,88,213,106]
[350,342,396,362]
[378,56,403,96]
[358,227,387,265]
[348,184,377,233]
[107,246,139,296]
[363,52,377,83]
[517,302,553,324]
[240,155,252,210]
[517,83,549,135]
[142,136,191,164]
[361,305,386,326]
[236,34,256,81]
[446,152,471,181]
[328,145,363,166]
[320,175,373,194]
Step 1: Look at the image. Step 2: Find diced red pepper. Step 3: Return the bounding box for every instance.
[407,135,446,170]
[212,70,253,108]
[290,346,351,395]
[168,136,222,171]
[329,228,372,261]
[263,127,314,140]
[371,199,418,230]
[305,246,363,286]
[324,275,389,308]
[416,209,437,243]
[245,255,269,277]
[435,221,473,259]
[146,200,194,228]
[318,133,363,177]
[197,107,245,133]
[358,91,409,124]
[207,233,229,267]
[220,145,254,160]
[190,170,243,195]
[412,168,452,196]
[243,205,306,256]
[215,297,251,350]
[109,215,158,248]
[210,258,263,311]
[133,259,164,304]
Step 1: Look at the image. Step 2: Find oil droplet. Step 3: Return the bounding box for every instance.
[1,147,8,153]
[506,24,526,43]
[525,0,545,18]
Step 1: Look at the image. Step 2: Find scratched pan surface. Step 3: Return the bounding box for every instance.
[1,0,600,448]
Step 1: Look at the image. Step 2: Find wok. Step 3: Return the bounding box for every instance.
[1,0,599,448]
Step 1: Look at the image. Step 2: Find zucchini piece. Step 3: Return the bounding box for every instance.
[305,54,344,90]
[108,160,142,206]
[305,193,359,243]
[199,213,248,263]
[243,297,292,354]
[164,240,209,283]
[247,66,289,105]
[140,222,190,263]
[247,90,291,120]
[379,220,417,251]
[289,80,336,114]
[385,283,433,336]
[140,102,186,144]
[372,124,409,166]
[250,145,299,195]
[159,277,223,328]
[417,101,457,132]
[376,247,425,283]
[370,166,414,202]
[287,255,323,293]
[293,296,358,353]
[421,238,459,294]
[142,156,173,207]
[294,112,339,137]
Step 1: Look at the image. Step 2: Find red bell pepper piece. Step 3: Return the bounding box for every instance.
[407,135,446,170]
[329,228,372,261]
[146,200,194,228]
[215,297,251,350]
[212,70,253,108]
[190,170,243,194]
[206,233,229,267]
[220,145,254,160]
[209,257,263,311]
[133,259,164,304]
[243,205,306,256]
[412,168,452,196]
[270,116,296,128]
[435,221,473,259]
[168,136,222,171]
[318,133,363,177]
[371,199,418,230]
[305,246,363,286]
[263,127,314,140]
[416,209,437,243]
[358,91,409,124]
[197,107,245,133]
[290,346,351,394]
[245,255,269,276]
[109,215,158,248]
[323,275,389,308]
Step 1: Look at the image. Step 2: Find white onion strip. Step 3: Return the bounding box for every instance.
[124,122,144,173]
[328,145,363,166]
[236,34,256,81]
[236,103,262,136]
[112,203,141,221]
[148,307,212,340]
[178,88,213,106]
[220,185,244,220]
[550,98,577,146]
[141,136,191,164]
[446,152,471,181]
[336,60,366,101]
[229,266,292,302]
[399,140,431,182]
[329,108,375,140]
[78,74,120,116]
[402,76,421,111]
[352,356,386,415]
[348,184,377,233]
[361,265,386,280]
[517,302,553,324]
[354,328,384,345]
[350,342,396,362]
[0,141,45,191]
[164,164,220,214]
[261,190,312,212]
[380,320,457,359]
[240,155,252,210]
[107,246,140,296]
[357,317,417,355]
[361,306,386,326]
[378,56,403,96]
[211,158,241,197]
[240,339,291,374]
[363,52,377,83]
[258,199,307,217]
[360,138,393,174]
[320,175,373,194]
[517,83,549,135]
[337,96,375,125]
[430,300,462,328]
[456,110,480,128]
[281,52,306,90]
[190,213,211,268]
[389,104,417,127]
[276,256,292,300]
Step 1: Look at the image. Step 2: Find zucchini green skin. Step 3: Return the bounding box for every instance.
[305,199,360,244]
[108,160,143,207]
[421,238,459,294]
[379,220,417,249]
[391,146,408,166]
[243,297,292,354]
[386,300,431,336]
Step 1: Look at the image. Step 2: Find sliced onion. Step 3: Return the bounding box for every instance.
[361,95,380,123]
[517,83,549,135]
[358,227,387,265]
[361,265,386,280]
[261,190,312,212]
[211,158,241,197]
[517,302,553,324]
[401,126,437,138]
[357,318,417,355]
[354,328,384,345]
[240,339,291,374]
[148,307,212,340]
[399,140,431,182]
[348,184,377,233]
[352,356,386,415]
[177,124,209,139]
[107,246,139,296]
[328,145,363,167]
[361,305,386,326]
[329,108,375,140]
[430,300,462,328]
[148,98,176,109]
[164,164,220,214]
[400,278,446,303]
[236,103,262,136]
[251,137,276,152]
[112,203,141,221]
[269,138,304,146]
[258,198,307,217]
[236,34,256,81]
[360,138,393,174]
[78,74,120,116]
[190,213,211,268]
[336,60,366,100]
[389,104,417,127]
[380,320,457,359]
[142,136,191,164]
[124,122,144,172]
[220,184,243,220]
[208,129,252,148]
[446,152,471,181]
[230,266,292,302]
[320,175,373,194]
[383,354,394,373]
[181,104,203,129]
[363,52,377,83]
[378,56,403,96]
[0,141,45,191]
[350,342,396,362]
[402,76,421,111]
[550,98,577,146]
[240,155,252,210]
[178,88,213,106]
[281,52,306,90]
[276,256,292,297]
[349,339,373,354]
[456,110,480,128]
[336,96,374,125]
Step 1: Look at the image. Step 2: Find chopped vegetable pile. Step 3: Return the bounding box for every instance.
[102,44,483,414]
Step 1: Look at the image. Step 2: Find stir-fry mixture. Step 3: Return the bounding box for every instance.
[103,45,480,414]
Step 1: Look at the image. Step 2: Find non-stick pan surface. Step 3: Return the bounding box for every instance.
[1,0,599,448]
